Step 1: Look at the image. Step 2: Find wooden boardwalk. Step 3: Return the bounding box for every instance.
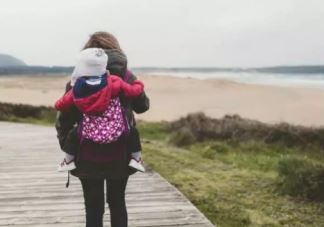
[0,122,214,227]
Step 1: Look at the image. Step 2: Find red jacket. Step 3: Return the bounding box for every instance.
[55,74,144,115]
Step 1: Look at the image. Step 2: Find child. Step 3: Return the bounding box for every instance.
[55,48,145,172]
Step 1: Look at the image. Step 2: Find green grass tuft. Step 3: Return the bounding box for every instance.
[277,157,324,201]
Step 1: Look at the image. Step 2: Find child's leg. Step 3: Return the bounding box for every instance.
[63,126,80,157]
[129,127,142,161]
[58,127,79,172]
[131,151,141,161]
[128,127,145,172]
[64,153,75,162]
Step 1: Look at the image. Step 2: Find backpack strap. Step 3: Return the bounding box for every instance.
[124,70,132,83]
[66,171,70,188]
[121,70,132,134]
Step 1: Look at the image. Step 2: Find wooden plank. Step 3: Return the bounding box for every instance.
[0,122,215,227]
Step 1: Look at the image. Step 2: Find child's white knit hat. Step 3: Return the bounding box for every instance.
[71,48,108,86]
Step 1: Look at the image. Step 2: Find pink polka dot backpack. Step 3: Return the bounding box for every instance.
[79,97,130,144]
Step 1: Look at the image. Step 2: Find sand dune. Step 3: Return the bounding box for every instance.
[1,74,324,127]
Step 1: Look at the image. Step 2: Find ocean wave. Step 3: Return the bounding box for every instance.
[145,71,324,89]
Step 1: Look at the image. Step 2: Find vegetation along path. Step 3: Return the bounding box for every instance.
[0,122,214,227]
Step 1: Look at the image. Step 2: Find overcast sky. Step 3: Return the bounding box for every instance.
[0,0,323,67]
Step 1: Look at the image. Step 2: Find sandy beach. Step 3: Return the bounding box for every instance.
[1,74,324,127]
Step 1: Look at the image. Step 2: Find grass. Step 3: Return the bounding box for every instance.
[138,122,324,227]
[0,102,56,126]
[1,115,55,126]
[277,157,324,202]
[2,103,324,226]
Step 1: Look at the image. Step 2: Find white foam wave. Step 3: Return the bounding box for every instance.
[148,71,324,89]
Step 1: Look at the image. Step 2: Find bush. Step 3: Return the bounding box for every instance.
[170,126,196,146]
[277,157,324,201]
[170,113,324,148]
[0,102,56,124]
[137,121,169,141]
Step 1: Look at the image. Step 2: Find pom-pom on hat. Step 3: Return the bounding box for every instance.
[71,48,108,86]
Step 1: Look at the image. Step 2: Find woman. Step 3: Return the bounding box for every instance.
[55,32,150,227]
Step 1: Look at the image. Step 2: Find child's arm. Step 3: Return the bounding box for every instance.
[121,79,144,97]
[111,75,144,97]
[55,90,75,112]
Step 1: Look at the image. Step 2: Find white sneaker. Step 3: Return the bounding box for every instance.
[57,159,76,172]
[129,159,145,172]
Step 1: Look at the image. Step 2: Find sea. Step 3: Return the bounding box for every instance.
[132,67,324,89]
[2,65,324,89]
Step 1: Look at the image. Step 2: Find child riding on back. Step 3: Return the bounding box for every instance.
[55,48,145,172]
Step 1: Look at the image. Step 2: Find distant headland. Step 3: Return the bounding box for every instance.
[0,54,73,75]
[1,53,324,76]
[0,54,26,67]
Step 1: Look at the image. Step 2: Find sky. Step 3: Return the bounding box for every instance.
[0,0,324,67]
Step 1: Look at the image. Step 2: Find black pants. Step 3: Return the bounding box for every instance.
[80,177,129,227]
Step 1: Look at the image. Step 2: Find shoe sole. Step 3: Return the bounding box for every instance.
[129,160,145,172]
[57,164,76,172]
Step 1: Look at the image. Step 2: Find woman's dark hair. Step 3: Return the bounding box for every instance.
[83,31,122,51]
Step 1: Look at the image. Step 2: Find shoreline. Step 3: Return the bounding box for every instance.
[142,72,324,90]
[1,74,324,127]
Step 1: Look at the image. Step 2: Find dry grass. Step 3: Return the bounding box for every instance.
[170,112,324,148]
[0,102,56,125]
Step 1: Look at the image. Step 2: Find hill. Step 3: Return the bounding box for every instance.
[0,54,73,75]
[0,54,26,67]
